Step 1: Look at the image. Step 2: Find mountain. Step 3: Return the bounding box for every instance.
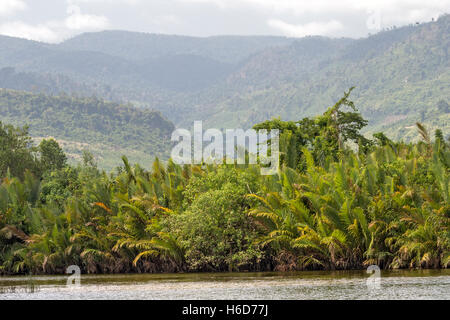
[181,16,449,141]
[0,14,448,156]
[0,89,175,170]
[0,33,294,93]
[58,31,294,64]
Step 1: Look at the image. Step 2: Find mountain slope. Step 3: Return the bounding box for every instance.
[172,15,449,141]
[0,89,175,170]
[0,32,294,92]
[58,31,294,64]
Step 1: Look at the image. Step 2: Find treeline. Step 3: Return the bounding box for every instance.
[0,91,448,274]
[0,122,67,179]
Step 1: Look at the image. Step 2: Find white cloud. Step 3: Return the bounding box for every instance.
[180,0,450,14]
[0,0,26,16]
[152,15,181,27]
[268,19,344,37]
[180,0,450,28]
[0,21,60,42]
[178,0,229,9]
[0,0,449,41]
[65,5,109,30]
[67,0,141,4]
[0,4,110,42]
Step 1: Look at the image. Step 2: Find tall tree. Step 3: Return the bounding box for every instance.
[0,122,39,179]
[39,139,67,172]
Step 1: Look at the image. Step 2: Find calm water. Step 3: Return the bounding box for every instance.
[0,270,449,300]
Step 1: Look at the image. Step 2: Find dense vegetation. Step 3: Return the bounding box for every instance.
[0,92,448,275]
[0,15,448,143]
[0,89,175,170]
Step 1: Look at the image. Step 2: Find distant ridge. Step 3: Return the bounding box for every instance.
[0,14,448,147]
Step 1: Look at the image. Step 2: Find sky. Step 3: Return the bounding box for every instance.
[0,0,448,43]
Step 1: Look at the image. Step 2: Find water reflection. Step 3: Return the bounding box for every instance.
[0,269,449,300]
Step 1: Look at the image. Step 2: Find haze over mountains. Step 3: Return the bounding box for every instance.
[0,14,448,168]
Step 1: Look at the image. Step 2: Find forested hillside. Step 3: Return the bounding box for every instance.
[58,31,294,64]
[0,89,174,169]
[173,15,449,141]
[0,33,294,93]
[0,14,448,169]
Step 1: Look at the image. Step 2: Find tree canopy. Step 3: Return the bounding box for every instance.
[0,91,448,275]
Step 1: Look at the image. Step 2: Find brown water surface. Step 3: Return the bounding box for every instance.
[0,269,448,300]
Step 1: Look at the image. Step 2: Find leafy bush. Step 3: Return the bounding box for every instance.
[168,168,265,271]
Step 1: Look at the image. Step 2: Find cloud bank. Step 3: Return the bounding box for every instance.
[0,0,26,16]
[0,0,448,42]
[0,2,109,42]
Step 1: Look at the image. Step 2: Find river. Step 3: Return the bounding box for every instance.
[0,269,448,300]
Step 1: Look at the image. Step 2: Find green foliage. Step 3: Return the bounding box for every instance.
[0,91,448,275]
[169,168,264,271]
[0,89,175,170]
[373,132,393,147]
[0,122,39,179]
[254,88,373,169]
[39,166,81,206]
[39,139,67,172]
[0,122,75,180]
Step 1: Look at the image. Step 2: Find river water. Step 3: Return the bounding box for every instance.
[0,269,449,300]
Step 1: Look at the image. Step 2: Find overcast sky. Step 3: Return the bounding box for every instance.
[0,0,448,43]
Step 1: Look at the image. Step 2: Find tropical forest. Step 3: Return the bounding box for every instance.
[0,88,448,275]
[0,4,449,303]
